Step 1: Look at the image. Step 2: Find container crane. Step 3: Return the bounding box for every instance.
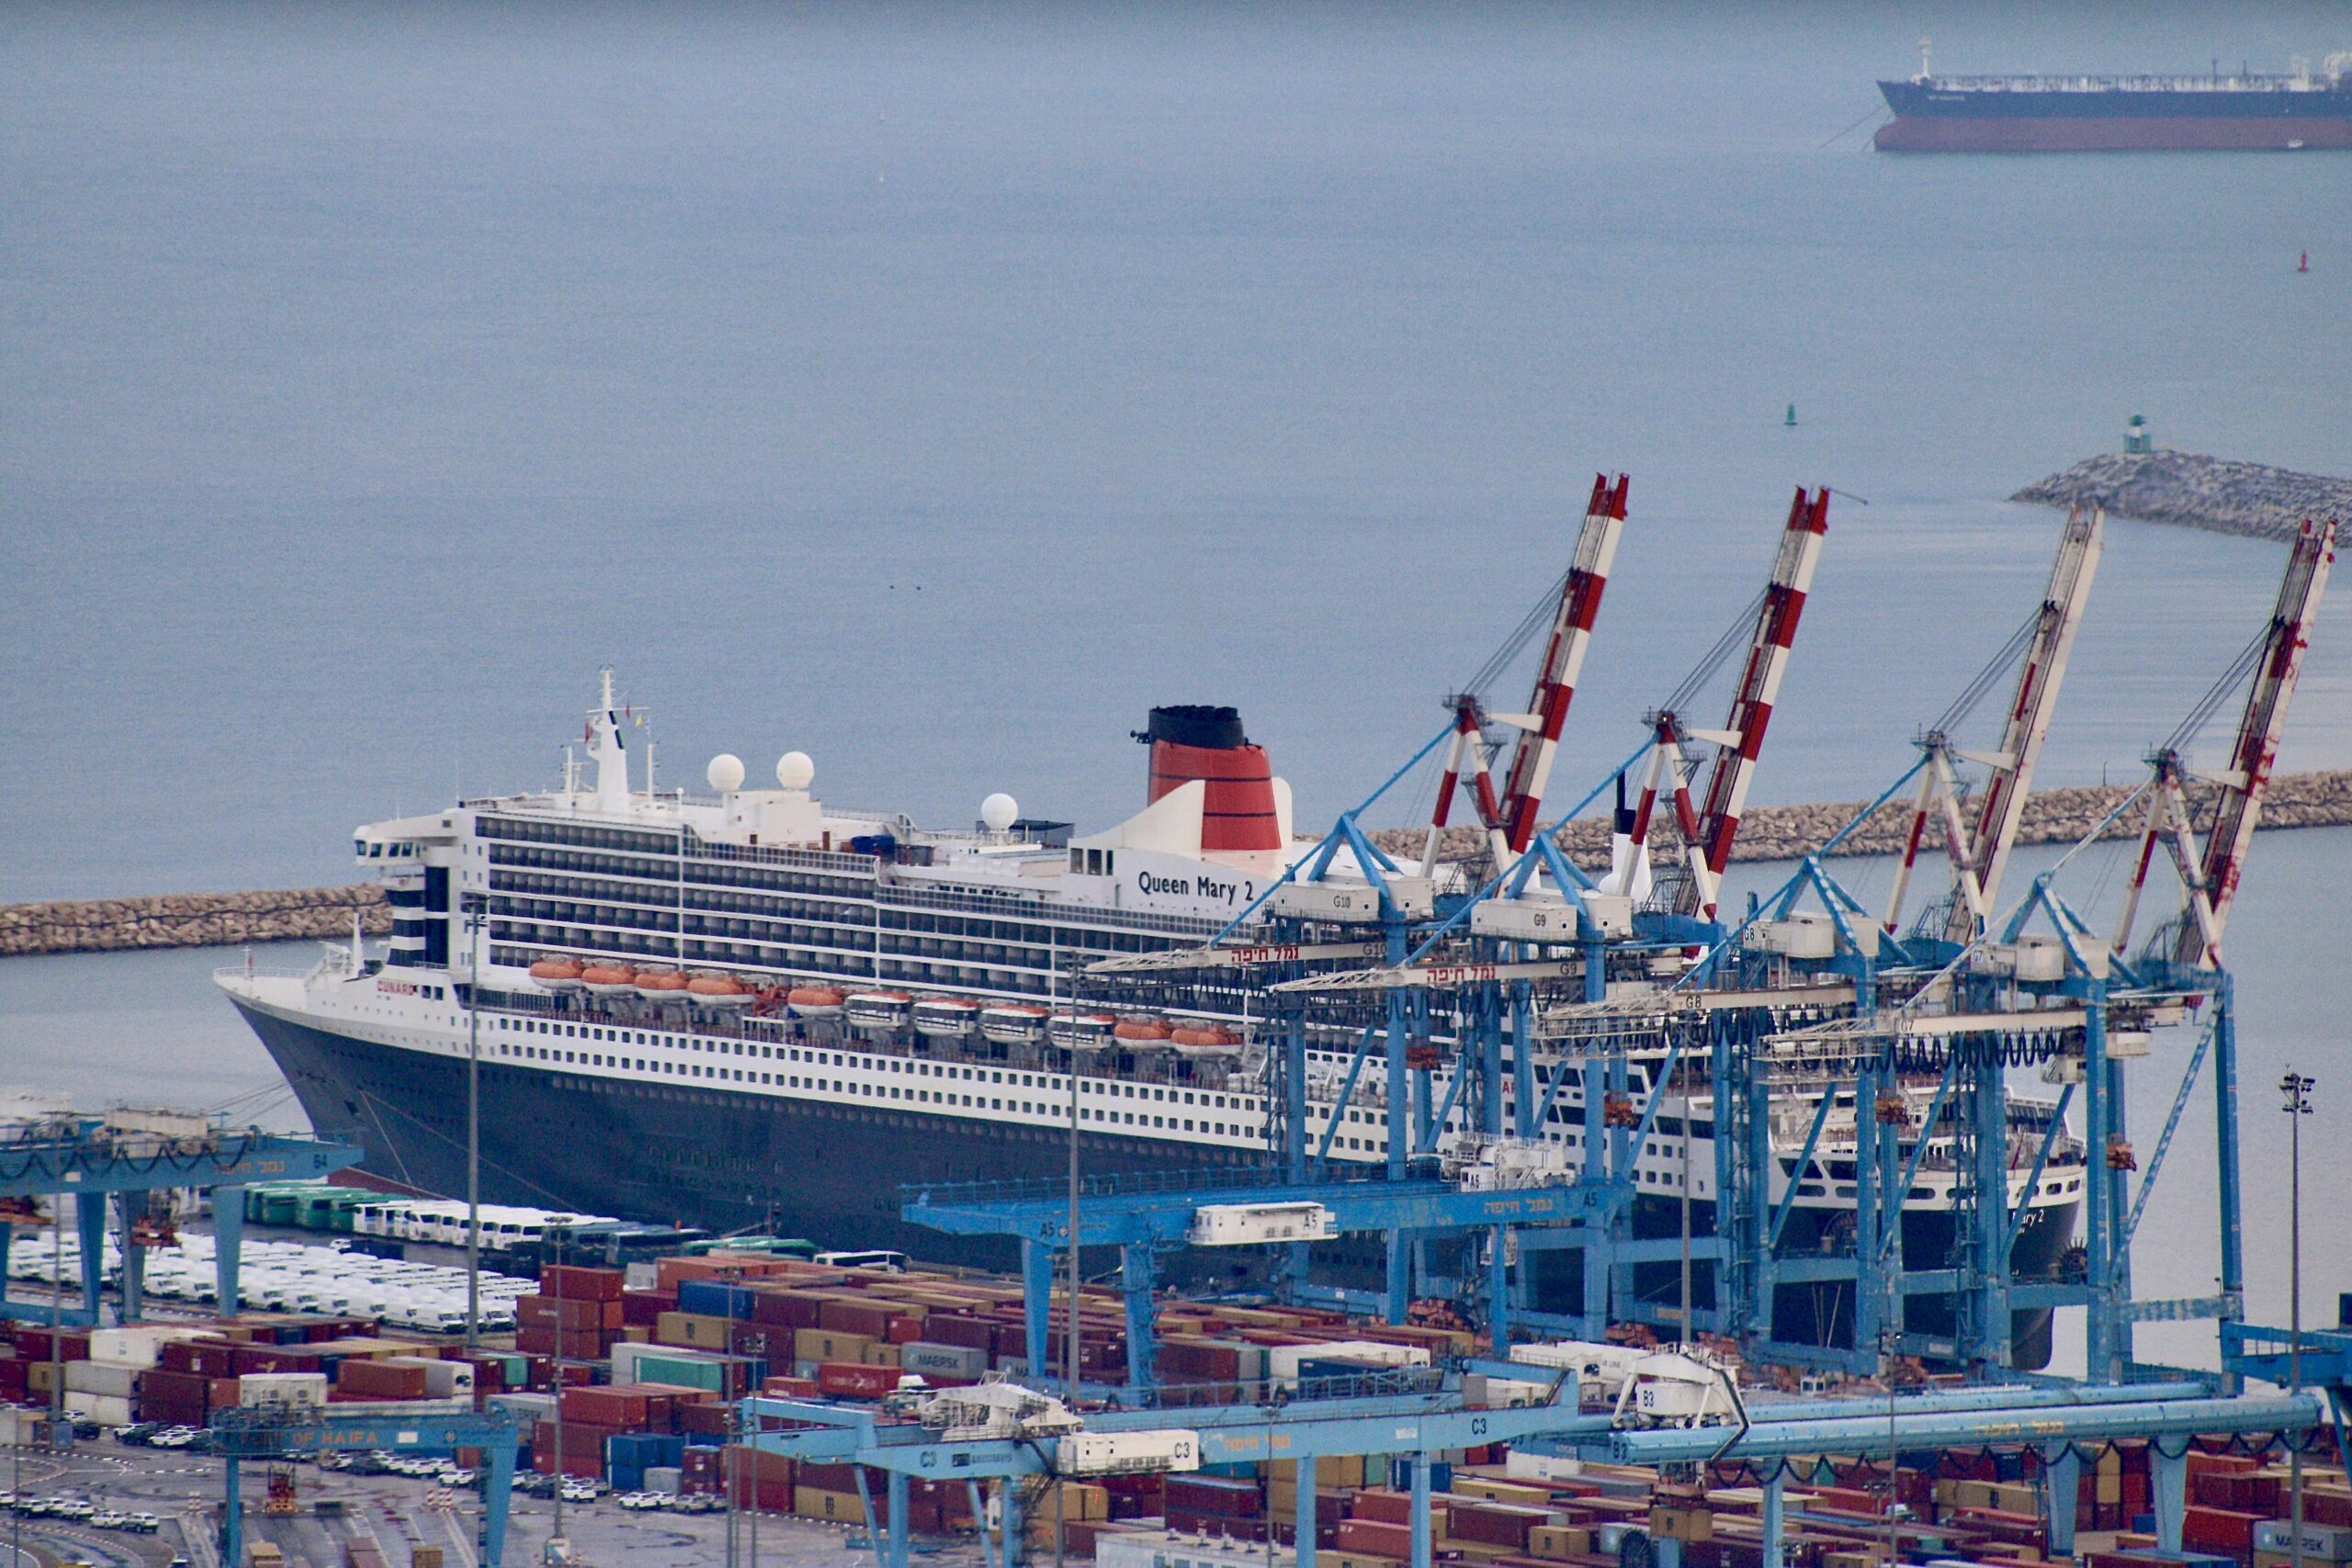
[1490,474,1632,859]
[1626,487,1830,921]
[1883,504,2104,944]
[2111,518,2335,967]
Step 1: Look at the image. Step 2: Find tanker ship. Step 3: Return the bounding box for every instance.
[1876,44,2352,152]
[219,675,2082,1366]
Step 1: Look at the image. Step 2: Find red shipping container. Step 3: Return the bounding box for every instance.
[1352,1489,1448,1528]
[2183,1506,2262,1556]
[539,1264,626,1302]
[748,1290,829,1331]
[818,1362,902,1400]
[922,1315,995,1352]
[338,1359,429,1399]
[1449,1502,1556,1551]
[763,1376,820,1398]
[1168,1509,1269,1543]
[623,1291,677,1327]
[1165,1475,1262,1518]
[519,1294,621,1330]
[819,1299,900,1338]
[561,1386,649,1428]
[1339,1518,1416,1559]
[679,1401,732,1438]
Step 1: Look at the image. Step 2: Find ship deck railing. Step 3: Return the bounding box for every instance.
[1925,73,2335,95]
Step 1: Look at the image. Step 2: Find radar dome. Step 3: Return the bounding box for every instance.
[707,753,746,792]
[776,751,816,790]
[980,792,1019,832]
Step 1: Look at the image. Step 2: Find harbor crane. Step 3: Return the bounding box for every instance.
[2112,517,2336,968]
[1487,473,1632,859]
[1627,486,1831,922]
[1883,503,2104,945]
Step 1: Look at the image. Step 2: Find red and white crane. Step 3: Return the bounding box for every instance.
[1883,504,2105,944]
[1488,473,1632,861]
[1623,486,1831,920]
[2109,517,2335,968]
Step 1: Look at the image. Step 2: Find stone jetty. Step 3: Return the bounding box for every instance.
[1369,768,2352,874]
[2014,450,2351,542]
[6,771,2349,958]
[1,884,391,959]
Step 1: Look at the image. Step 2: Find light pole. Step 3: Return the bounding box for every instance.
[465,903,485,1355]
[2281,1069,2314,1568]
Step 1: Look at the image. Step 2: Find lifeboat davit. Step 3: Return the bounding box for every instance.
[845,991,914,1035]
[1047,1011,1117,1052]
[1169,1022,1242,1055]
[581,964,638,997]
[528,958,586,993]
[687,973,753,1010]
[1112,1015,1173,1047]
[911,997,983,1039]
[787,985,846,1019]
[978,1003,1050,1045]
[634,968,690,1003]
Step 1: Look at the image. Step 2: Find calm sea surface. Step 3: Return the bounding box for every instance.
[3,3,2346,1370]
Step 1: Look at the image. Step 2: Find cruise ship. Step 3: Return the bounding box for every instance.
[219,675,2084,1363]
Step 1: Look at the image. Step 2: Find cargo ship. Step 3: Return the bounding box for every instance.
[218,674,2082,1366]
[1875,44,2352,152]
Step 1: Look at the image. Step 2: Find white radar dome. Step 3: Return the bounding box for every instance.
[776,751,816,790]
[981,792,1019,832]
[707,753,746,792]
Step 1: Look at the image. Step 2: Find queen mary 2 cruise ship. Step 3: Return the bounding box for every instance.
[220,672,2085,1364]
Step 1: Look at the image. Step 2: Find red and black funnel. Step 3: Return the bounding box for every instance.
[1138,705,1282,853]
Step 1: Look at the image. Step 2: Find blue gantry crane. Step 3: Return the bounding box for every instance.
[0,1113,362,1325]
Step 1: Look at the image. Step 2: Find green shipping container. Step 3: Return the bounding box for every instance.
[634,1355,725,1393]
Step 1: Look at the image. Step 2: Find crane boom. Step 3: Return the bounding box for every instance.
[1939,504,2104,943]
[1673,485,1831,919]
[1493,473,1631,854]
[2160,518,2335,967]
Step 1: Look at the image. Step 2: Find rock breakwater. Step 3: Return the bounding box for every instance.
[1369,768,2352,874]
[2014,450,2351,543]
[2,885,391,959]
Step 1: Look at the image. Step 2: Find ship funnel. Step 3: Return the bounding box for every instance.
[1138,705,1283,853]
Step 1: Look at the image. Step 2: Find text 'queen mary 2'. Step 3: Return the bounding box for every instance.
[1876,44,2352,152]
[220,673,2083,1367]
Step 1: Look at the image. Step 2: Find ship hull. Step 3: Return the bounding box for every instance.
[235,1002,2075,1369]
[1875,115,2352,152]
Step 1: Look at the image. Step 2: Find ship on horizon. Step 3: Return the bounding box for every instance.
[1875,42,2352,152]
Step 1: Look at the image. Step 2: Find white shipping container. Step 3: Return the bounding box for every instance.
[642,1466,682,1495]
[423,1360,477,1398]
[1057,1429,1201,1477]
[1504,1450,1585,1483]
[241,1372,330,1409]
[1265,1340,1428,1382]
[899,1342,989,1379]
[65,1359,141,1398]
[2256,1522,2352,1562]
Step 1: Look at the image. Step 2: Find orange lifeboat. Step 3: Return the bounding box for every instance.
[581,964,638,997]
[529,958,586,993]
[687,973,753,1010]
[1168,1022,1241,1055]
[1112,1015,1173,1046]
[634,968,690,1003]
[786,985,846,1019]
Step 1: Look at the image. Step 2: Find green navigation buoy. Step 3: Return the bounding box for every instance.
[1784,403,1797,427]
